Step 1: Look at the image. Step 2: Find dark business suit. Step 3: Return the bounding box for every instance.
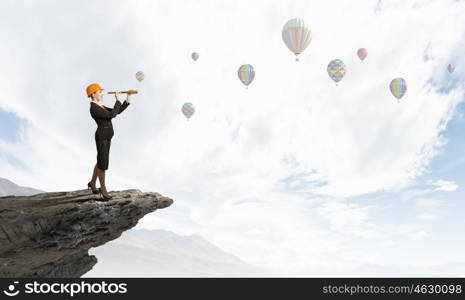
[90,100,130,170]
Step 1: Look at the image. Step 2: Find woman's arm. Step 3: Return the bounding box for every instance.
[91,100,122,119]
[103,100,130,114]
[117,100,130,114]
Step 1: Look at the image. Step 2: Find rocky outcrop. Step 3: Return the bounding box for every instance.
[0,189,173,278]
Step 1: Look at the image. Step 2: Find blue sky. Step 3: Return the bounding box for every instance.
[0,0,465,276]
[0,109,28,169]
[0,109,22,143]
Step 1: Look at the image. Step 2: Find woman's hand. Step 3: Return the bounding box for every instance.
[114,91,121,102]
[126,93,132,103]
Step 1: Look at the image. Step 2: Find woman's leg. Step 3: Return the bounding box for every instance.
[97,167,110,197]
[90,163,98,189]
[95,138,111,197]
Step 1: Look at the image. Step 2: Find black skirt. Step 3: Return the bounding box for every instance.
[95,139,111,171]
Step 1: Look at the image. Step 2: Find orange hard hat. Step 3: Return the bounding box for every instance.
[86,83,104,97]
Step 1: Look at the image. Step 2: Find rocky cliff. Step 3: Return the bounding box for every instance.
[0,189,173,278]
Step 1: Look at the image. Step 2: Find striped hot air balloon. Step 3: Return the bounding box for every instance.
[135,71,144,82]
[327,59,346,84]
[448,64,455,73]
[238,64,255,88]
[357,48,368,61]
[182,102,195,120]
[282,18,312,62]
[390,78,407,101]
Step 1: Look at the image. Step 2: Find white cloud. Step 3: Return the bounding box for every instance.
[317,201,378,239]
[416,213,439,221]
[400,188,431,201]
[432,179,458,192]
[409,230,428,240]
[414,198,444,221]
[379,240,396,248]
[0,0,464,275]
[415,198,444,209]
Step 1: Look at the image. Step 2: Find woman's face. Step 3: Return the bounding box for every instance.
[92,90,104,102]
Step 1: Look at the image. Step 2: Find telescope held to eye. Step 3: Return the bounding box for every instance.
[107,90,138,95]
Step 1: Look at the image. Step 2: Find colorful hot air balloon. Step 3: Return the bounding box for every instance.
[238,64,255,88]
[135,71,144,82]
[192,52,199,62]
[448,64,455,73]
[327,59,346,84]
[182,102,195,120]
[357,48,368,61]
[390,78,407,101]
[282,18,312,62]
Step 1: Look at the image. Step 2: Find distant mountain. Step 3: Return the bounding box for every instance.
[0,177,43,196]
[85,229,270,277]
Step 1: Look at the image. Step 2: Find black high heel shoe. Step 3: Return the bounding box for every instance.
[99,190,113,201]
[87,182,100,194]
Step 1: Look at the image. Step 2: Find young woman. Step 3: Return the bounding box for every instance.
[86,83,132,200]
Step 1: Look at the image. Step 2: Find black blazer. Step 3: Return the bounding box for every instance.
[90,100,130,140]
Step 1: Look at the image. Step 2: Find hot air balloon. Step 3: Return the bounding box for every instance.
[448,64,455,73]
[238,64,255,88]
[135,71,144,82]
[182,102,195,120]
[192,52,199,62]
[282,18,312,62]
[327,59,346,84]
[357,48,368,61]
[390,78,407,101]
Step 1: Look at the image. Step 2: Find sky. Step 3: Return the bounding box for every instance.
[0,0,465,276]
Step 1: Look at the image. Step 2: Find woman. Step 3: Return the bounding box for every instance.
[86,83,132,200]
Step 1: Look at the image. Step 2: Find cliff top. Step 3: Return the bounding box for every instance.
[0,188,173,277]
